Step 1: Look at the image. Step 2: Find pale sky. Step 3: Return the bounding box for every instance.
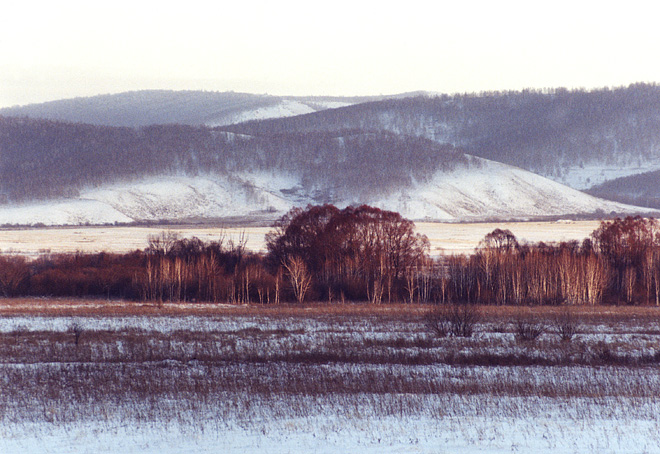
[1,0,659,107]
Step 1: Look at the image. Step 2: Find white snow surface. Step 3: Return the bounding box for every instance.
[206,100,317,126]
[82,174,293,221]
[0,174,298,226]
[4,414,658,454]
[206,99,355,126]
[0,199,133,226]
[0,161,650,226]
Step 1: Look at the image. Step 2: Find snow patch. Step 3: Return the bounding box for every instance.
[83,174,296,221]
[0,199,132,226]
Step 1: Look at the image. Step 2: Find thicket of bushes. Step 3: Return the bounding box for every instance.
[1,206,660,306]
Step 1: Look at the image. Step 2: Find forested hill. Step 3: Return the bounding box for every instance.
[223,83,660,189]
[2,86,657,224]
[6,84,660,195]
[0,116,467,203]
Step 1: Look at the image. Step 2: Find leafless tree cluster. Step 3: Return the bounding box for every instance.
[433,217,660,306]
[266,204,430,304]
[141,232,277,304]
[434,231,607,306]
[0,212,659,306]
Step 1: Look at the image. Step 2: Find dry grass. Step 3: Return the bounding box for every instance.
[3,297,660,318]
[0,297,437,319]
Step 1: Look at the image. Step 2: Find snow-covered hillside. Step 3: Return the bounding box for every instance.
[372,158,643,221]
[0,160,650,226]
[206,99,354,126]
[0,174,296,226]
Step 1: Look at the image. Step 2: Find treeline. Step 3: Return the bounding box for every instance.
[226,83,660,182]
[1,208,660,306]
[0,116,466,203]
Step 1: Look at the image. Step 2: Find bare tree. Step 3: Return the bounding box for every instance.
[284,256,312,304]
[553,309,580,342]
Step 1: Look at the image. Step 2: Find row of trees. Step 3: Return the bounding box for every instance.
[0,208,659,306]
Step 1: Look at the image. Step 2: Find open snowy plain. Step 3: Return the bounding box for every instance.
[1,219,658,453]
[1,303,660,453]
[0,220,603,258]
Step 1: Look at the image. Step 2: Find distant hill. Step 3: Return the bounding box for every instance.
[0,116,467,203]
[0,90,401,128]
[2,85,660,225]
[222,83,660,190]
[0,159,643,226]
[0,116,648,225]
[7,85,660,192]
[586,170,660,209]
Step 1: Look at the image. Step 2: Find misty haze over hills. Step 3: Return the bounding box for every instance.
[0,84,658,225]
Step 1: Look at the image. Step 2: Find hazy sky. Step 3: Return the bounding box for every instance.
[2,0,659,107]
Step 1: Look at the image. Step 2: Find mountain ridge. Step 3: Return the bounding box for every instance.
[220,83,660,194]
[1,86,659,225]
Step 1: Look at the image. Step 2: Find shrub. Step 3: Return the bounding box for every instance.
[552,309,580,342]
[514,317,546,342]
[69,323,83,346]
[427,304,480,338]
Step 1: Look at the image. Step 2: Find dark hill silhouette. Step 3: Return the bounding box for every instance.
[587,170,660,209]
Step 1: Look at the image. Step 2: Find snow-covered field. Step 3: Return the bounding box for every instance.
[0,220,603,258]
[1,305,659,453]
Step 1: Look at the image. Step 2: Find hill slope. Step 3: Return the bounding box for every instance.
[0,114,652,226]
[222,83,660,192]
[0,116,466,203]
[586,170,660,209]
[6,85,660,196]
[0,160,645,226]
